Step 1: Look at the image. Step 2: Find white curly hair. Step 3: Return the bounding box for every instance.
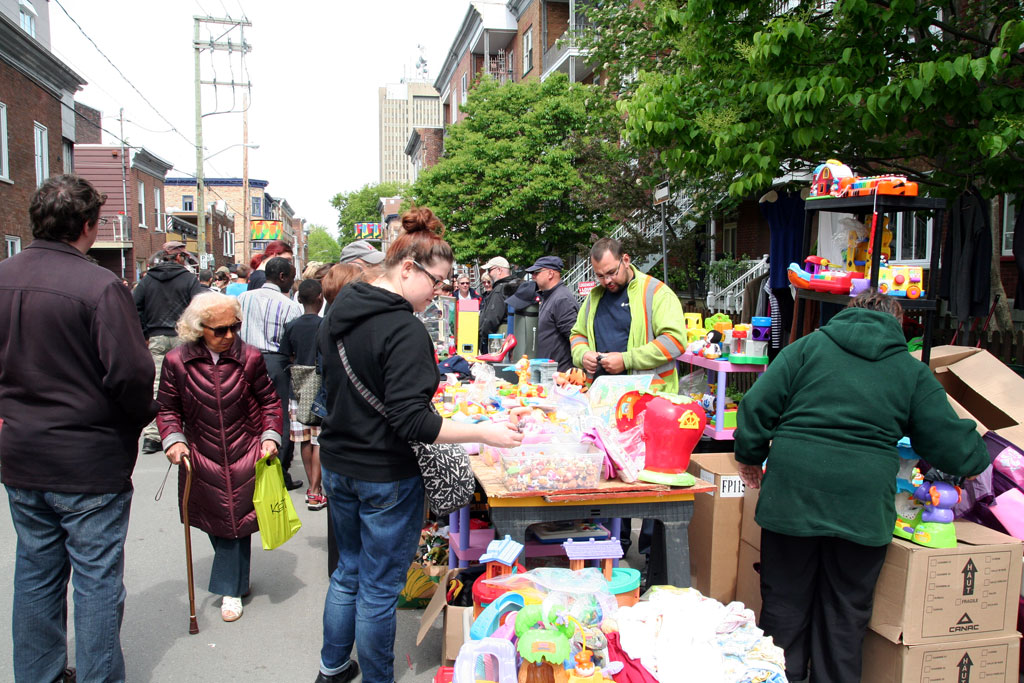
[176,292,242,342]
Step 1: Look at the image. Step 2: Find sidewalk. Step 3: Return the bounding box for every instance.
[0,449,444,681]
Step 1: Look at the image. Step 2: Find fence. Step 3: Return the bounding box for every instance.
[931,319,1024,366]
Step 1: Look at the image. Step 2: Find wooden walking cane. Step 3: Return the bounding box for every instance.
[181,455,199,635]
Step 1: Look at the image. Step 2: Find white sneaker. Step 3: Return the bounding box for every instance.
[221,595,243,622]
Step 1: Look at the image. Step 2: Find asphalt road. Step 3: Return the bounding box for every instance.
[0,448,444,682]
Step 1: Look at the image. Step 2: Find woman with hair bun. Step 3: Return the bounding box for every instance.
[313,208,523,683]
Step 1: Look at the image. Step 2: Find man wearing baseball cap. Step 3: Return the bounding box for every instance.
[339,240,385,267]
[477,256,521,351]
[525,255,578,372]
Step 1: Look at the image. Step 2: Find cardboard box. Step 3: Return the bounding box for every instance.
[741,485,760,551]
[870,521,1023,645]
[912,345,1024,446]
[417,568,470,665]
[735,539,761,620]
[862,630,1021,683]
[686,453,746,603]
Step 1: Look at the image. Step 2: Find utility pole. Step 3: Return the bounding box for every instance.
[193,14,252,269]
[119,107,127,278]
[242,92,250,263]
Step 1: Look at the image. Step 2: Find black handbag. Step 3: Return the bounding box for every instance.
[335,340,475,517]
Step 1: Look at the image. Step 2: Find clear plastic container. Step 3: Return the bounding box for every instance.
[488,334,504,354]
[500,445,604,492]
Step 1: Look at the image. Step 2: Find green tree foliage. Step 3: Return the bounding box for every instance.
[305,225,340,263]
[330,181,408,248]
[583,0,1024,199]
[410,73,634,265]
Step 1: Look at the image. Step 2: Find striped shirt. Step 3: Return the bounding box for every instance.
[236,283,302,353]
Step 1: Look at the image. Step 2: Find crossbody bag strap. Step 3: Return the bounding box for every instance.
[336,339,388,417]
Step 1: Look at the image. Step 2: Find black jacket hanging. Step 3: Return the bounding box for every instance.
[939,188,991,322]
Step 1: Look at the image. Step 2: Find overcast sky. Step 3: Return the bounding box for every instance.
[48,0,470,232]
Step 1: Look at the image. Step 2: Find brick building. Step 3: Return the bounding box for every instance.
[75,145,174,282]
[0,5,85,261]
[404,126,443,183]
[165,202,233,271]
[164,177,285,265]
[378,81,442,184]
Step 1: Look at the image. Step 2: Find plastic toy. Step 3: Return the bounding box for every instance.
[878,264,925,299]
[683,312,704,344]
[729,327,769,365]
[911,479,961,548]
[703,312,732,332]
[686,330,723,360]
[751,316,771,343]
[515,604,573,683]
[515,356,532,385]
[809,159,918,199]
[787,255,864,294]
[470,592,525,640]
[482,536,524,580]
[562,538,623,581]
[566,650,612,683]
[453,637,518,683]
[846,219,892,275]
[615,391,703,486]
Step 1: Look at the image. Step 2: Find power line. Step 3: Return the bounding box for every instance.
[52,0,196,149]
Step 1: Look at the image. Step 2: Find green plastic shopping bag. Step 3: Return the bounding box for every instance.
[253,454,302,550]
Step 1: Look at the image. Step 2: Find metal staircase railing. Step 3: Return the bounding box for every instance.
[705,254,769,313]
[563,194,694,299]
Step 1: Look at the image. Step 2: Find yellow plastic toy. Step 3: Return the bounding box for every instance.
[846,218,892,275]
[683,312,704,344]
[878,264,925,299]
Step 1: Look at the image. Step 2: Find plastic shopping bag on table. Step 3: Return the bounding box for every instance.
[253,455,302,550]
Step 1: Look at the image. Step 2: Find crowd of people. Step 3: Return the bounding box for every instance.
[0,174,990,683]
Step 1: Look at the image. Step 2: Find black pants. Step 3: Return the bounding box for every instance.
[759,529,888,683]
[261,352,295,479]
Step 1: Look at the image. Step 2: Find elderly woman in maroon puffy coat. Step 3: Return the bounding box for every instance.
[157,292,283,623]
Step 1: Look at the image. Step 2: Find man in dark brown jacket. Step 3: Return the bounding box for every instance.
[0,175,157,683]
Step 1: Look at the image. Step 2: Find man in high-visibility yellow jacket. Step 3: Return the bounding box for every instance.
[570,238,687,394]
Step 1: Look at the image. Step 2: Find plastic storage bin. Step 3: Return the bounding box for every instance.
[500,445,603,492]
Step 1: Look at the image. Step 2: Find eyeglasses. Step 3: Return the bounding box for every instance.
[412,260,446,290]
[97,217,109,225]
[595,258,624,283]
[202,321,241,338]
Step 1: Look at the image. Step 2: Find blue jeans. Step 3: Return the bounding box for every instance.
[6,486,133,683]
[319,469,424,683]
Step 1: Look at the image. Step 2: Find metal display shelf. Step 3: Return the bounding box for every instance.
[797,194,946,365]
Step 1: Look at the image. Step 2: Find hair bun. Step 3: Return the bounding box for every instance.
[401,206,445,236]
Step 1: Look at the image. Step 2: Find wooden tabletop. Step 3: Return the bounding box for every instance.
[470,455,715,507]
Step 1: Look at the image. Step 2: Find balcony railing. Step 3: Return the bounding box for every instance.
[97,214,132,243]
[542,15,594,75]
[485,68,515,85]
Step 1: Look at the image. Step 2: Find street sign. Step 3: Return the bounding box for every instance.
[578,281,597,296]
[653,181,671,206]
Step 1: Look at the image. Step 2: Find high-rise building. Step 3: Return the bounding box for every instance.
[378,82,441,184]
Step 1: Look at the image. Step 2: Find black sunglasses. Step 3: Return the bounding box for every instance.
[203,321,241,338]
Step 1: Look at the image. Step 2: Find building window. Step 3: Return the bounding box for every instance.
[252,195,262,217]
[721,221,737,257]
[5,235,21,259]
[62,139,73,174]
[137,180,146,228]
[461,74,468,105]
[182,194,194,212]
[33,122,48,186]
[453,89,459,120]
[154,187,162,231]
[136,259,145,281]
[893,213,933,266]
[19,0,36,37]
[523,27,534,75]
[1004,194,1017,257]
[0,103,8,181]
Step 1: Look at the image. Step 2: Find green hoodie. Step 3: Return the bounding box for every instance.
[735,307,989,546]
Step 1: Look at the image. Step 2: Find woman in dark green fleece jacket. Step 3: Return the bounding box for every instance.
[735,290,988,683]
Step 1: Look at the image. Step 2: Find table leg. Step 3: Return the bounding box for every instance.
[448,510,459,569]
[459,505,471,568]
[662,518,691,588]
[608,518,622,568]
[715,366,727,435]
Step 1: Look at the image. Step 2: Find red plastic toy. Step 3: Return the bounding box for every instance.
[787,255,863,295]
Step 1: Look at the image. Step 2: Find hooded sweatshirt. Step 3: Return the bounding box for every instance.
[735,307,989,546]
[316,281,443,481]
[133,261,204,338]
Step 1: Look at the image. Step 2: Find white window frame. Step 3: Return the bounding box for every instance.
[461,74,468,105]
[0,103,8,182]
[137,180,146,228]
[19,0,36,38]
[5,235,21,258]
[453,88,459,120]
[33,122,48,186]
[523,28,534,75]
[182,194,194,212]
[1003,193,1017,257]
[721,221,738,257]
[892,212,934,266]
[153,187,162,231]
